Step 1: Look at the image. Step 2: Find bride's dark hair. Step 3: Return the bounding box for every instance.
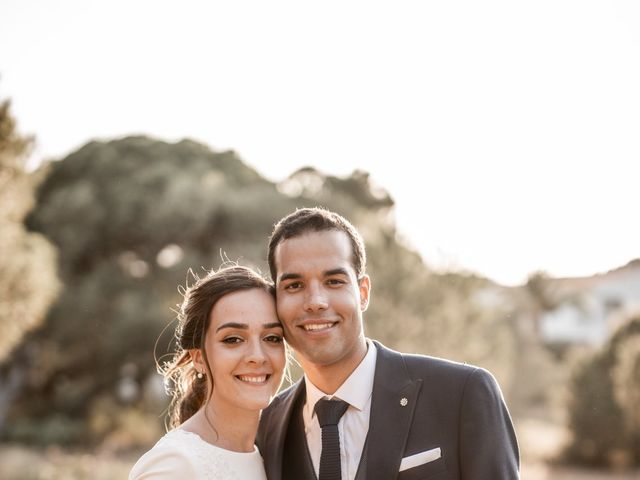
[161,265,274,428]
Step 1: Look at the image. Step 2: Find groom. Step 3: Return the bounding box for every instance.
[257,207,519,479]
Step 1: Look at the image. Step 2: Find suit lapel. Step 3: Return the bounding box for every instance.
[264,380,306,480]
[364,341,422,479]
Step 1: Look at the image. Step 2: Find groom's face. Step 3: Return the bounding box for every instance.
[273,229,370,370]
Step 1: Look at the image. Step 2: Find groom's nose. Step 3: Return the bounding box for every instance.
[303,282,328,312]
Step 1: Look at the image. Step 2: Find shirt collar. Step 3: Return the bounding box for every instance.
[304,339,378,418]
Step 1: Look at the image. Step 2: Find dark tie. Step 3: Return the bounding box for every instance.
[314,398,350,480]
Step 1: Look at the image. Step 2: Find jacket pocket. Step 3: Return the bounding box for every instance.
[397,456,447,480]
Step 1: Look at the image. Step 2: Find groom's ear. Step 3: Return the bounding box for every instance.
[358,274,371,312]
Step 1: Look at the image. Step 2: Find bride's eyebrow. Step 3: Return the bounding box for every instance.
[263,322,283,329]
[215,322,247,332]
[216,322,283,332]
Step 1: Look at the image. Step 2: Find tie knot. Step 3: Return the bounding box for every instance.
[314,398,349,427]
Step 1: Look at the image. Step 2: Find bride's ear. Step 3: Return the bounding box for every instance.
[189,349,205,373]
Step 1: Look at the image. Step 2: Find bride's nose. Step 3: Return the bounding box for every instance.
[245,338,267,364]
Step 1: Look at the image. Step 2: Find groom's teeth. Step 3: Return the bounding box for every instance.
[238,375,267,383]
[303,323,333,331]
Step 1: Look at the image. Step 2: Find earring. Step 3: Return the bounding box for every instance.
[197,371,204,379]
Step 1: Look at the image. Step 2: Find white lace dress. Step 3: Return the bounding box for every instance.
[129,429,267,480]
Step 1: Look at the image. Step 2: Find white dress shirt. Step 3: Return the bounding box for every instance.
[303,340,378,480]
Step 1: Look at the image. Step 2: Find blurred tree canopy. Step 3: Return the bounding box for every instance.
[565,313,640,469]
[0,98,59,434]
[0,99,59,362]
[4,135,516,446]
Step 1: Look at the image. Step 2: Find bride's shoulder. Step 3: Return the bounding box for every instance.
[128,430,202,479]
[129,429,266,480]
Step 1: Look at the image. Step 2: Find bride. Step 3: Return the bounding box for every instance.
[130,265,286,479]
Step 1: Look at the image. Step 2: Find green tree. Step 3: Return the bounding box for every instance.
[565,314,640,468]
[12,136,294,445]
[5,137,516,446]
[279,166,516,384]
[0,98,59,432]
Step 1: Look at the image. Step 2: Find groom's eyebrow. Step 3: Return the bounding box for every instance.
[279,268,348,283]
[279,272,301,283]
[325,268,349,277]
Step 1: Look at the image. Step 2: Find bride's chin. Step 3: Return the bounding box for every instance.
[235,395,272,412]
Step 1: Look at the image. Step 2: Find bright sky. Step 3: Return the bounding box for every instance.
[1,1,639,286]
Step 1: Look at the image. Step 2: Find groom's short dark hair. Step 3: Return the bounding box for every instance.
[268,207,367,282]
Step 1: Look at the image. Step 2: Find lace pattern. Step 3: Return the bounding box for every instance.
[154,429,266,480]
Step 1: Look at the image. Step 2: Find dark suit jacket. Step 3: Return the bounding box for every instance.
[257,341,520,480]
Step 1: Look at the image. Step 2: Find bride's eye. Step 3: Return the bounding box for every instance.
[222,336,243,344]
[264,334,283,344]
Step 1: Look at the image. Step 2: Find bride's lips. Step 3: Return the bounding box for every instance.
[235,374,271,385]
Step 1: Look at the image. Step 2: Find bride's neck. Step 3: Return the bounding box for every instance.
[185,401,260,453]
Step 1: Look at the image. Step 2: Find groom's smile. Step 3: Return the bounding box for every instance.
[299,317,340,333]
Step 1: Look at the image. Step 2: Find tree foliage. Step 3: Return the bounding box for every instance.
[281,166,515,380]
[565,314,640,469]
[6,136,515,446]
[0,99,59,363]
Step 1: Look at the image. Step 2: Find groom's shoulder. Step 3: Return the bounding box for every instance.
[275,379,302,402]
[263,379,302,417]
[374,340,482,382]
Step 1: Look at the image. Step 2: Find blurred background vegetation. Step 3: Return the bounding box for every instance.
[1,95,639,479]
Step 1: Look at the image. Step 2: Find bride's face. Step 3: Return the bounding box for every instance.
[203,288,285,412]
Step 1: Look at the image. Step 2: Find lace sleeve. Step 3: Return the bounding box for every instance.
[129,442,199,480]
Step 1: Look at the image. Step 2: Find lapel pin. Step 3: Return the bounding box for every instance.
[400,397,408,407]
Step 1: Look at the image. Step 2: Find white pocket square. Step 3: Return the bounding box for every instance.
[399,447,442,472]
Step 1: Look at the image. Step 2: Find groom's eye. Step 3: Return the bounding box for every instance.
[284,281,302,291]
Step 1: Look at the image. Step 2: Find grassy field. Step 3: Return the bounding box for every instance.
[1,418,638,479]
[1,445,637,480]
[516,418,639,480]
[0,444,137,480]
[522,464,639,480]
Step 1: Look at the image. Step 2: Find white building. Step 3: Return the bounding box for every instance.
[539,261,640,345]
